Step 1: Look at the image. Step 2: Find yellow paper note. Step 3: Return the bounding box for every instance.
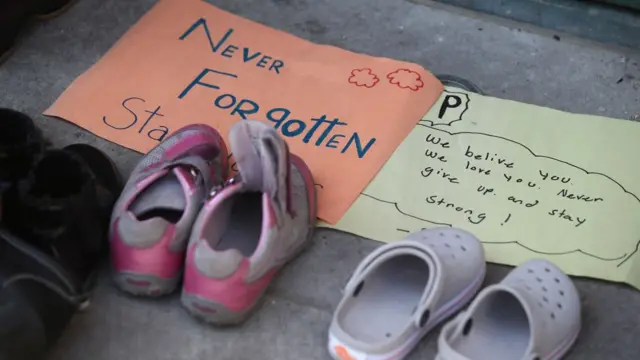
[323,88,640,289]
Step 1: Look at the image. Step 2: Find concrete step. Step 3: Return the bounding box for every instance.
[416,0,640,50]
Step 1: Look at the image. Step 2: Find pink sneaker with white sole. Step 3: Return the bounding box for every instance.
[109,124,228,296]
[181,119,317,325]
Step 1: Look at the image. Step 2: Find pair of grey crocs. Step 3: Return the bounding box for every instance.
[328,228,581,360]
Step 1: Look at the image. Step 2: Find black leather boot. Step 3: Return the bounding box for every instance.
[8,144,121,284]
[0,143,121,360]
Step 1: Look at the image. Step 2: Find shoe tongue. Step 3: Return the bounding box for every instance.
[229,120,288,198]
[129,168,187,217]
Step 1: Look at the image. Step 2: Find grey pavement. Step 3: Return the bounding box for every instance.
[0,0,639,359]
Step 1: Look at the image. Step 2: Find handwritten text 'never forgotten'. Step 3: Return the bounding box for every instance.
[101,18,376,159]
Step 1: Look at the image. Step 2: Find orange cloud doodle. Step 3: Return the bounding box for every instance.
[348,68,380,88]
[387,68,424,91]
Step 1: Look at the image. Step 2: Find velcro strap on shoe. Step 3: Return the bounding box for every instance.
[166,154,215,191]
[229,120,290,217]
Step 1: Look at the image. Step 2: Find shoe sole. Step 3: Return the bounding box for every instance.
[181,290,268,326]
[112,271,180,297]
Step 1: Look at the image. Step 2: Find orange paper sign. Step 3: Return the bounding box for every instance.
[45,0,443,223]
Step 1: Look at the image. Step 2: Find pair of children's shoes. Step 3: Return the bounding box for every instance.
[110,120,317,325]
[328,228,581,360]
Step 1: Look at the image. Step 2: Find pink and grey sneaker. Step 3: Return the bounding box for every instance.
[109,124,228,296]
[181,119,317,325]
